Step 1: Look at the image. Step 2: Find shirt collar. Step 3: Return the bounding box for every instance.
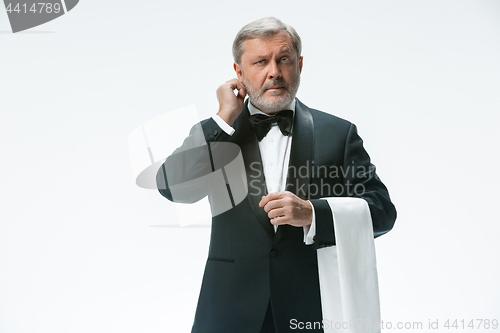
[247,98,296,116]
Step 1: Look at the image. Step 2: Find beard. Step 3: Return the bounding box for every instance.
[242,73,300,114]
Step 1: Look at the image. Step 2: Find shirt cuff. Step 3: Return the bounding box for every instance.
[303,200,316,245]
[212,115,235,136]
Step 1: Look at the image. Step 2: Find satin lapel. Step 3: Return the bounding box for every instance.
[275,99,315,243]
[232,101,275,239]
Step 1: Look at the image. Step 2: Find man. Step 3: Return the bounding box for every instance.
[157,17,396,333]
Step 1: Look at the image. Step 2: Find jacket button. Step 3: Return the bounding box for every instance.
[213,130,218,136]
[270,249,278,258]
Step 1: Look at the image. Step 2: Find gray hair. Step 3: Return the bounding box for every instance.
[232,17,302,65]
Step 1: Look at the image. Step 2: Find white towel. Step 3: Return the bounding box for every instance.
[317,197,381,333]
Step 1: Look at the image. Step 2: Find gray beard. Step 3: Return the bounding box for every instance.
[242,75,300,114]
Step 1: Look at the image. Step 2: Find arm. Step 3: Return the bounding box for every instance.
[157,78,246,204]
[156,118,234,203]
[309,123,397,249]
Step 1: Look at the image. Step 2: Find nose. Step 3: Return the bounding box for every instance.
[268,60,281,79]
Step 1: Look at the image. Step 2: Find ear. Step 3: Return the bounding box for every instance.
[234,62,243,81]
[298,56,303,74]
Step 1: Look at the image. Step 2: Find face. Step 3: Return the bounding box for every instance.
[234,31,303,114]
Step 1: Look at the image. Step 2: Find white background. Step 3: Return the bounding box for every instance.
[1,0,499,332]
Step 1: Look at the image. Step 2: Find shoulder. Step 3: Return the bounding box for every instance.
[296,99,354,135]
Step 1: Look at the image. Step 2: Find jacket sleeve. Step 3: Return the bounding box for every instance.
[309,123,397,250]
[156,118,233,203]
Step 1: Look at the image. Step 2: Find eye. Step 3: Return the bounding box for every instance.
[281,57,289,63]
[256,60,265,65]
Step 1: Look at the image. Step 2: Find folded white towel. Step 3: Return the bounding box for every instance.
[318,197,381,333]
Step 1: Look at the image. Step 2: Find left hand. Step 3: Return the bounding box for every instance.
[259,191,313,227]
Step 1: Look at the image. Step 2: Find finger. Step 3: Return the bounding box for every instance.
[268,208,286,220]
[259,192,284,207]
[229,81,246,99]
[270,215,289,225]
[270,216,281,225]
[237,84,247,99]
[263,198,285,213]
[228,78,241,91]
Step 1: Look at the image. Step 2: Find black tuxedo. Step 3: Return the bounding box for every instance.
[157,99,396,333]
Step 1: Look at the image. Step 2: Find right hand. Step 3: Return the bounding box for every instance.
[216,78,247,126]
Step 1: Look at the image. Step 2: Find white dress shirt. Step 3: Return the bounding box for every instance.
[212,99,316,244]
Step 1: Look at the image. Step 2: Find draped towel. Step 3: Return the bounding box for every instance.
[317,197,381,333]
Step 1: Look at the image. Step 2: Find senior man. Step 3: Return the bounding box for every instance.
[157,17,396,333]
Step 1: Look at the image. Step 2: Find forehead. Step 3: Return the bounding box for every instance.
[241,31,294,60]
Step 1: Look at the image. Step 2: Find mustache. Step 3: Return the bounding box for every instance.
[262,79,289,92]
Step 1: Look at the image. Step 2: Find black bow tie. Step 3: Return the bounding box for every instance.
[248,110,294,141]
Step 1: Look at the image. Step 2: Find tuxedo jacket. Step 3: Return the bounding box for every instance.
[157,99,396,333]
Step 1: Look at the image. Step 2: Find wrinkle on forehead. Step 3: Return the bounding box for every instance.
[242,33,295,60]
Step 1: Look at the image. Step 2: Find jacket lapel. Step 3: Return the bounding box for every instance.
[232,101,275,238]
[275,98,315,243]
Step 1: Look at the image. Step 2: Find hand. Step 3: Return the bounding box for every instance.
[259,191,313,227]
[216,78,247,126]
